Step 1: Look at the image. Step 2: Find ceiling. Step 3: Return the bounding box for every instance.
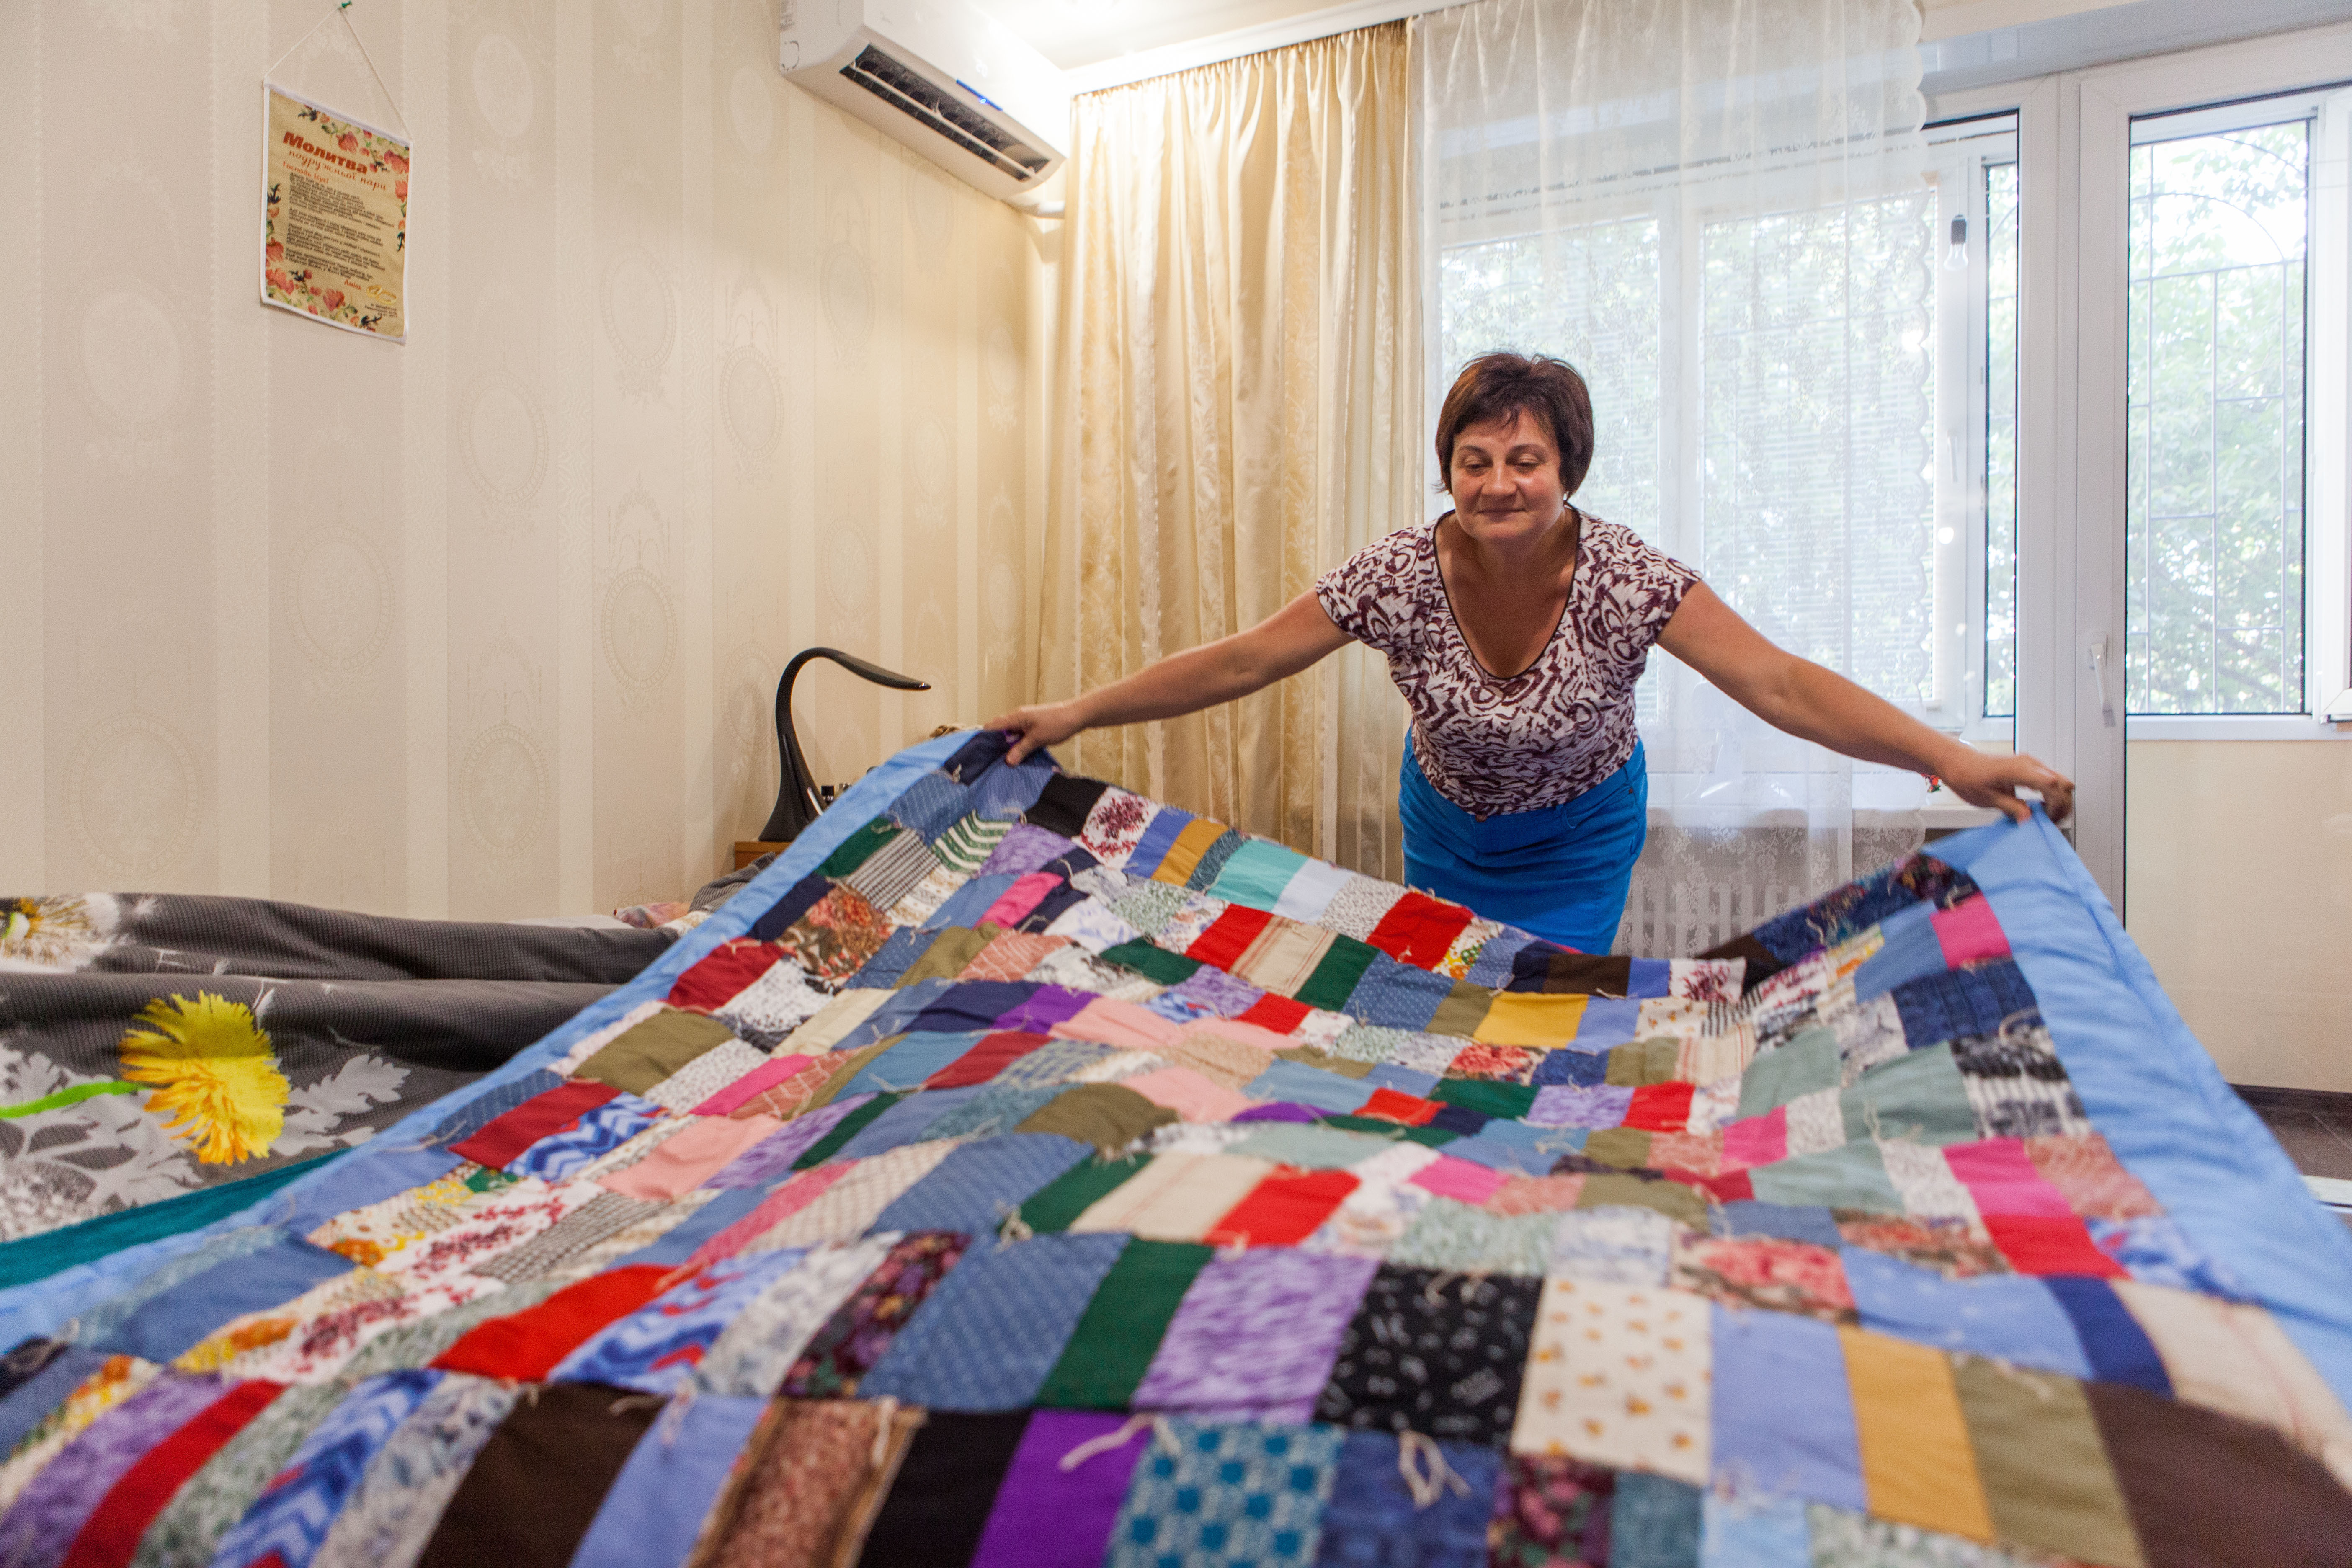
[968,0,1347,70]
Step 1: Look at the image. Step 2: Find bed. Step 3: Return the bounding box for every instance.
[0,727,2346,1568]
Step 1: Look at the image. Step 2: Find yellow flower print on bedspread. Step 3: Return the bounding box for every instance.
[119,992,290,1163]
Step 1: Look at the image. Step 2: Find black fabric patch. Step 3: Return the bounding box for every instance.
[1016,883,1091,934]
[942,728,1015,783]
[1697,932,1783,992]
[1509,946,1634,996]
[1025,774,1111,838]
[1313,1266,1542,1449]
[418,1382,659,1568]
[856,1410,1032,1568]
[748,872,836,941]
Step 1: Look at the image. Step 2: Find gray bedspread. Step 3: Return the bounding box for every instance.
[0,892,677,1239]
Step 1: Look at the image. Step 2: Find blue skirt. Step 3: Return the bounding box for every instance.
[1398,736,1648,955]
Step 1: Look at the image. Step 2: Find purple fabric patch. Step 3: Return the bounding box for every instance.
[978,823,1076,879]
[1527,1083,1635,1130]
[997,985,1094,1033]
[0,1372,226,1564]
[1130,1250,1378,1422]
[700,1094,874,1190]
[1232,1103,1320,1124]
[967,1410,1149,1568]
[1156,968,1265,1021]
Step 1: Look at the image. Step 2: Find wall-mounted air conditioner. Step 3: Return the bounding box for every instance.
[781,0,1070,206]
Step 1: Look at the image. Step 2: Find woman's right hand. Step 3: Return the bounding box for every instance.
[983,701,1088,765]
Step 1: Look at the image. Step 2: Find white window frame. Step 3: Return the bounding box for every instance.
[1929,21,2352,905]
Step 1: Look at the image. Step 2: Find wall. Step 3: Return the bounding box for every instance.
[2125,740,2352,1091]
[0,0,1043,918]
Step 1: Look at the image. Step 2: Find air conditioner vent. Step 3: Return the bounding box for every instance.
[840,45,1049,181]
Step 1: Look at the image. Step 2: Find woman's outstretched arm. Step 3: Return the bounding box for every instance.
[1657,582,2075,824]
[986,590,1354,764]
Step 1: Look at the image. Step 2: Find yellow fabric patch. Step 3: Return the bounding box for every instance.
[1152,819,1231,886]
[1839,1326,1995,1541]
[1473,991,1589,1048]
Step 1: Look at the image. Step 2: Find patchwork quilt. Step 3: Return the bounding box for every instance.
[2,728,2349,1568]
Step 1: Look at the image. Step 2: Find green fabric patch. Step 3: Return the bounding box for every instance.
[463,1164,518,1195]
[897,926,994,988]
[1226,1124,1399,1169]
[1748,1142,1904,1214]
[1276,1047,1374,1081]
[1313,1114,1455,1148]
[1034,1239,1211,1409]
[792,1091,908,1170]
[819,816,902,877]
[1388,1199,1558,1276]
[573,1009,738,1096]
[1581,1128,1654,1170]
[0,1150,343,1291]
[1400,1126,1461,1149]
[934,814,1014,875]
[1021,1153,1150,1233]
[1100,939,1204,987]
[1017,1084,1179,1154]
[1736,1026,1842,1119]
[1206,840,1309,909]
[1423,982,1494,1040]
[1604,1038,1681,1088]
[1839,1043,1978,1147]
[1576,1173,1706,1230]
[1294,936,1382,1011]
[1431,1078,1538,1121]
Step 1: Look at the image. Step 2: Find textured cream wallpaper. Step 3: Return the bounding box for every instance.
[2126,740,2352,1092]
[0,0,1045,918]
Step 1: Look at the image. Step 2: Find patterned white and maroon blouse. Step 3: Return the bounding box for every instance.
[1314,513,1700,820]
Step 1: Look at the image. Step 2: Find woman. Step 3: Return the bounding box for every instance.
[988,353,2074,954]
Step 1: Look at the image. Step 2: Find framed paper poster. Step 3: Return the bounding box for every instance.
[261,85,409,340]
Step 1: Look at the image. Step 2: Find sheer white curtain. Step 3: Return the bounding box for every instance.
[1419,0,1938,955]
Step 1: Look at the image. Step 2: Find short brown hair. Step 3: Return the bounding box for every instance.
[1434,353,1595,497]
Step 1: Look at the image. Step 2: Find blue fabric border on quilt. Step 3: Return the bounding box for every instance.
[1939,808,2352,1398]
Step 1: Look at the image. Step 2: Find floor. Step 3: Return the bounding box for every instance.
[2236,1086,2352,1235]
[2238,1086,2352,1179]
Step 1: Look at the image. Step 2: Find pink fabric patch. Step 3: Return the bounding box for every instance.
[600,1114,785,1201]
[691,1054,815,1117]
[1719,1106,1787,1173]
[981,871,1064,929]
[1175,1018,1296,1055]
[1051,998,1183,1054]
[1943,1137,2076,1217]
[687,1162,847,1268]
[1121,1066,1259,1124]
[1410,1154,1511,1207]
[1931,897,2011,968]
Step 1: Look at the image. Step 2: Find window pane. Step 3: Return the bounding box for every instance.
[1984,161,2019,719]
[2126,121,2308,714]
[1700,195,1937,701]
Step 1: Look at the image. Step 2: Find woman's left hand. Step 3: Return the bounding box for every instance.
[1939,749,2075,825]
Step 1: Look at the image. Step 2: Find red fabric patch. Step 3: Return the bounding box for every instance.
[665,939,786,1012]
[1354,1087,1440,1126]
[432,1264,672,1380]
[1236,994,1313,1034]
[1983,1213,2128,1277]
[1621,1081,1696,1133]
[1365,891,1476,970]
[1185,906,1274,971]
[449,1078,622,1170]
[1681,1169,1755,1203]
[1204,1166,1360,1248]
[61,1379,285,1568]
[926,1031,1052,1089]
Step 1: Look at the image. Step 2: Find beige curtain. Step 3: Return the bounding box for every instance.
[1038,23,1421,878]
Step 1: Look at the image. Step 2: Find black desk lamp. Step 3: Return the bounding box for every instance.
[756,647,931,843]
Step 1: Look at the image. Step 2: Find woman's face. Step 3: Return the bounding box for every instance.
[1447,408,1568,547]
